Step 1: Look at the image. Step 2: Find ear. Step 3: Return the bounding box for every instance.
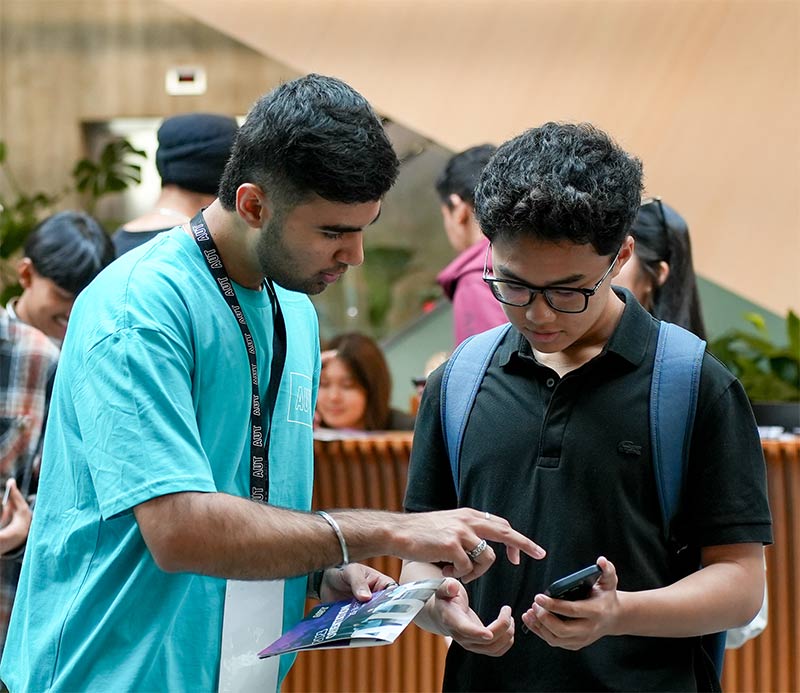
[448,194,471,226]
[235,183,272,229]
[611,236,635,278]
[16,257,35,289]
[655,260,670,287]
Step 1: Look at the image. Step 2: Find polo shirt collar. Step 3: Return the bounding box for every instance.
[603,287,654,367]
[498,286,654,369]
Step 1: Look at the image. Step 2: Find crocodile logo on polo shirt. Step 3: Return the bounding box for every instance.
[617,440,642,457]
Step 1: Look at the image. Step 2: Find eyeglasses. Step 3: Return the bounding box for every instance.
[482,243,621,314]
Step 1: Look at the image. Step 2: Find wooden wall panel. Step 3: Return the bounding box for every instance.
[0,0,298,209]
[164,0,800,317]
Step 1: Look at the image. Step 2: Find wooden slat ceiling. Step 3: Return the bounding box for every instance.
[164,0,800,315]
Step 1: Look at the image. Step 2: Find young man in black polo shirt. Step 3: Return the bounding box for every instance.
[401,123,771,691]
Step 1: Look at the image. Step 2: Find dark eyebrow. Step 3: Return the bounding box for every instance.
[319,207,382,234]
[495,263,586,287]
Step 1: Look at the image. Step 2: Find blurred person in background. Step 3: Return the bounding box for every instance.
[8,210,114,344]
[614,197,707,339]
[112,113,238,257]
[0,307,58,657]
[435,145,507,346]
[317,332,415,431]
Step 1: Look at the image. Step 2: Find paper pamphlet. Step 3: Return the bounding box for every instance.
[258,578,443,658]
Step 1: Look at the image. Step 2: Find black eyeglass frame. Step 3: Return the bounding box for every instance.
[481,243,622,314]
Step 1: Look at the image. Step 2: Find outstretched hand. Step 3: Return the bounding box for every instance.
[424,578,516,656]
[397,508,546,583]
[0,479,33,555]
[521,556,620,650]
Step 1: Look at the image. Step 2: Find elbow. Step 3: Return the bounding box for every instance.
[142,523,194,574]
[148,538,188,574]
[134,493,201,574]
[735,583,766,627]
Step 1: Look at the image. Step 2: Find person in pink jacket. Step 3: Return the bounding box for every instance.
[435,145,508,346]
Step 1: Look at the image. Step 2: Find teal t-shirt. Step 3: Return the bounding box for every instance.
[0,229,319,691]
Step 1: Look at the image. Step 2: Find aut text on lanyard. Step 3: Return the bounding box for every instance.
[190,211,287,502]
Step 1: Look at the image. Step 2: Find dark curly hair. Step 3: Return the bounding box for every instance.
[219,74,399,211]
[474,122,643,256]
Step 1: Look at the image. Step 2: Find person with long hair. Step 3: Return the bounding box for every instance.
[317,333,415,431]
[615,197,707,339]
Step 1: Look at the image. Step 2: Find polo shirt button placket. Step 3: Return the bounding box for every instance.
[546,377,556,388]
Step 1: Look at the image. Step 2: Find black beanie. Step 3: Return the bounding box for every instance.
[155,113,239,195]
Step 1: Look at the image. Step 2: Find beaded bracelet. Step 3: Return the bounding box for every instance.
[316,510,349,566]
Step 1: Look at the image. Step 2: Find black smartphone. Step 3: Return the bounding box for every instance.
[545,563,602,601]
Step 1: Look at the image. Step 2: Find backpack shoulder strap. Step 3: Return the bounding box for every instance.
[441,323,512,498]
[650,320,706,540]
[650,321,726,676]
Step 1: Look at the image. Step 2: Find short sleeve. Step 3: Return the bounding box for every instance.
[686,359,773,547]
[73,326,216,519]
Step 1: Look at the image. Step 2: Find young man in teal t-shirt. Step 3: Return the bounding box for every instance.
[1,75,544,693]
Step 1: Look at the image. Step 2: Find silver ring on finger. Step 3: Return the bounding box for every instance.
[467,539,488,562]
[484,511,490,521]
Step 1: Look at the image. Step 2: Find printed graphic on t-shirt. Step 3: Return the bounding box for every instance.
[287,372,313,427]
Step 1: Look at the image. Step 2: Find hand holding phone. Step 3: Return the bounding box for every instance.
[545,563,602,601]
[522,563,602,633]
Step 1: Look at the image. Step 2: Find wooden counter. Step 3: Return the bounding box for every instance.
[283,434,799,693]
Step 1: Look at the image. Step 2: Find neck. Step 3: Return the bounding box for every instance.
[461,218,485,251]
[12,294,31,326]
[535,293,625,376]
[192,201,264,290]
[156,186,215,218]
[123,187,216,233]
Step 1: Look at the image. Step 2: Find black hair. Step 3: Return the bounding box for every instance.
[474,122,643,255]
[435,144,496,206]
[218,74,399,211]
[630,200,707,339]
[25,211,115,294]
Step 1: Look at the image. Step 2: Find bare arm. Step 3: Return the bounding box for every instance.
[134,491,545,581]
[401,558,520,656]
[613,543,765,635]
[522,543,764,649]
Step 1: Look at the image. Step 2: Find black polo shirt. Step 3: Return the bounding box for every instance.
[405,291,772,692]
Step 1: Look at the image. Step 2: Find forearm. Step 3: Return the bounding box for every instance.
[614,545,764,637]
[136,492,407,579]
[400,560,448,635]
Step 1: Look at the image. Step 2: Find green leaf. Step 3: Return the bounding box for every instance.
[708,310,800,403]
[787,310,800,359]
[744,312,767,332]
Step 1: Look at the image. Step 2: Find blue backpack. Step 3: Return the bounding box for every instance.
[439,321,726,676]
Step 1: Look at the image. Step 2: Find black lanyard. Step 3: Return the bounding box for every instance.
[190,211,287,502]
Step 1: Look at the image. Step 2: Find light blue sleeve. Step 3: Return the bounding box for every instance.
[73,325,216,519]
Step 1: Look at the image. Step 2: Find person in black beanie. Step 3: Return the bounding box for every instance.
[112,112,238,256]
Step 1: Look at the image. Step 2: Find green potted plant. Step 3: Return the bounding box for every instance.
[708,310,800,431]
[0,137,145,302]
